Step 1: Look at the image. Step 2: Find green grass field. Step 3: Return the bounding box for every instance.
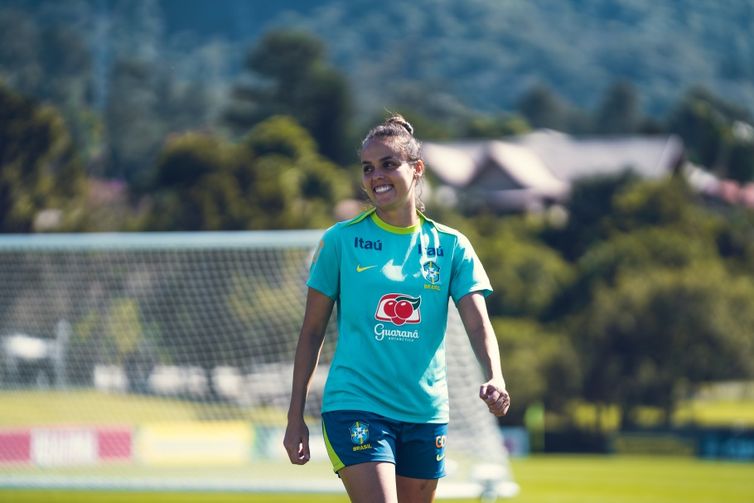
[3,390,754,429]
[2,455,752,503]
[0,390,287,426]
[2,391,753,502]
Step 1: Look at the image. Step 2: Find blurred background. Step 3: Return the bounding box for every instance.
[1,0,753,500]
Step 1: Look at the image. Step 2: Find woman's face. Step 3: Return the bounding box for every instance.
[360,138,423,213]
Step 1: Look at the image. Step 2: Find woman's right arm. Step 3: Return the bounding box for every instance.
[283,287,335,465]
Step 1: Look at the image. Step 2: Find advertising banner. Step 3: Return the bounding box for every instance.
[136,421,253,466]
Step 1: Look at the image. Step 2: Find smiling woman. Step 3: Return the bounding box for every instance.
[360,116,426,225]
[284,114,511,503]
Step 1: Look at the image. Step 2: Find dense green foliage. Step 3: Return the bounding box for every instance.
[2,0,754,179]
[226,29,353,164]
[267,0,754,116]
[487,177,754,426]
[0,83,87,232]
[144,116,349,231]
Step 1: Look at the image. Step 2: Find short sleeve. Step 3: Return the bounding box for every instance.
[449,233,492,303]
[306,226,340,300]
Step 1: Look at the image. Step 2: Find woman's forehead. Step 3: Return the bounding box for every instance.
[360,137,404,160]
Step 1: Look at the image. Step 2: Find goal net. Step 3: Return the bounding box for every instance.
[0,231,517,498]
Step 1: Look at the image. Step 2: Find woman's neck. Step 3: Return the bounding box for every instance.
[374,205,419,228]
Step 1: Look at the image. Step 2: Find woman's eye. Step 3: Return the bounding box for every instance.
[362,165,373,174]
[383,162,397,170]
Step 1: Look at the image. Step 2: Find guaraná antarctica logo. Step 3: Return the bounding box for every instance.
[374,293,422,342]
[374,293,421,325]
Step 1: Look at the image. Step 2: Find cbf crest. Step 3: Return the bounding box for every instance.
[421,260,441,285]
[349,421,370,445]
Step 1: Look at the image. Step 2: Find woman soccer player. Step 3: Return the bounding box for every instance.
[284,114,510,503]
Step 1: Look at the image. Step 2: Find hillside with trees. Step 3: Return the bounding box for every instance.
[3,0,754,117]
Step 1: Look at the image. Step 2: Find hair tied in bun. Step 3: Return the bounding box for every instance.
[387,115,414,135]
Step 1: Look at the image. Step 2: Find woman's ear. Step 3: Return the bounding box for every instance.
[414,159,425,178]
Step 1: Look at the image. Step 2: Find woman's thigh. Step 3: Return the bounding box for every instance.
[339,461,397,503]
[396,474,438,503]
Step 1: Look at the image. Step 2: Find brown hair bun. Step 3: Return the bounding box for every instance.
[385,115,414,135]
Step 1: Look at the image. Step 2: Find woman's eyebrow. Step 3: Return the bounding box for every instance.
[362,156,396,165]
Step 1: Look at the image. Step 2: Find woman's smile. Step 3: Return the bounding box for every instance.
[373,184,393,195]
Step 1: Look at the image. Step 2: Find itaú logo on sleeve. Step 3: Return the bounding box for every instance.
[374,294,421,326]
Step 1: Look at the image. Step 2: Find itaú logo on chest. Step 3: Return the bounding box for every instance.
[374,293,421,325]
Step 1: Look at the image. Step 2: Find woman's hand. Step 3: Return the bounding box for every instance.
[283,417,311,464]
[479,379,511,417]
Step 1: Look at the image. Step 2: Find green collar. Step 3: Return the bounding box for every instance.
[345,208,435,235]
[370,211,424,234]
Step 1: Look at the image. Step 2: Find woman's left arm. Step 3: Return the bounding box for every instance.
[457,292,510,417]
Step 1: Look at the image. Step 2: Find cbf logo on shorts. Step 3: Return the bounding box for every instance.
[374,293,421,325]
[349,421,372,451]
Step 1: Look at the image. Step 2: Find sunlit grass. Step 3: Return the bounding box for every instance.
[557,398,754,432]
[2,456,752,503]
[0,390,288,427]
[508,455,754,503]
[2,389,753,430]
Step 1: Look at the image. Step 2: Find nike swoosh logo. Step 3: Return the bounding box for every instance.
[356,265,377,273]
[436,453,445,461]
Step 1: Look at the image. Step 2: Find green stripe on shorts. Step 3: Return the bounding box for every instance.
[322,421,345,473]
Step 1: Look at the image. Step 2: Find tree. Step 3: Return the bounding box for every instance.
[516,84,571,131]
[492,317,580,420]
[542,171,640,261]
[578,227,717,288]
[38,24,91,105]
[575,263,754,427]
[104,58,168,184]
[238,116,352,229]
[546,177,723,317]
[666,87,753,172]
[0,6,100,168]
[472,216,574,318]
[716,209,754,273]
[462,113,530,139]
[144,115,350,231]
[726,139,754,183]
[594,80,642,135]
[0,83,87,232]
[0,8,40,93]
[555,224,718,319]
[227,29,353,164]
[144,132,244,231]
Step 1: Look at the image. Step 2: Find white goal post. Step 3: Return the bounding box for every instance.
[0,230,517,499]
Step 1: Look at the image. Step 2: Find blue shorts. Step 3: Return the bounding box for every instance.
[321,410,448,479]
